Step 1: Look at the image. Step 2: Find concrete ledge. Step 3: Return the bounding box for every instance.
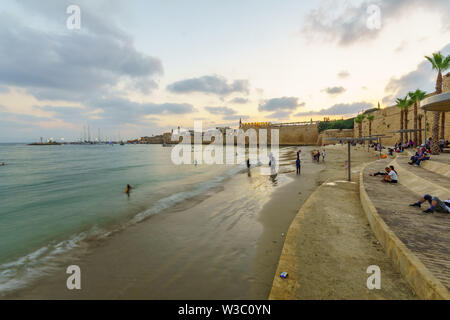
[268,182,325,300]
[405,150,450,177]
[390,158,448,199]
[359,162,450,299]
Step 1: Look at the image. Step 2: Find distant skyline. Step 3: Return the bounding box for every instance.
[0,0,449,142]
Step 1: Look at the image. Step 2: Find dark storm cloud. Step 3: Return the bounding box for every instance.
[258,97,305,112]
[167,75,249,96]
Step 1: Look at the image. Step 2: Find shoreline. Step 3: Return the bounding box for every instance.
[6,146,318,299]
[5,144,407,300]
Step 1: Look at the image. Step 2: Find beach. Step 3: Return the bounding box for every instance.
[2,144,414,299]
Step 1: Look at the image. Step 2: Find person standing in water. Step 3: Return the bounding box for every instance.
[321,150,326,162]
[296,157,301,175]
[125,184,134,196]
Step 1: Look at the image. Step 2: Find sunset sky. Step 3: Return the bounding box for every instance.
[0,0,449,142]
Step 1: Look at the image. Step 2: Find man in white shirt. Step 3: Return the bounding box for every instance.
[382,167,398,183]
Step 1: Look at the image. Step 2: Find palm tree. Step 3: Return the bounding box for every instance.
[355,114,366,140]
[418,114,424,145]
[408,89,427,146]
[404,98,414,142]
[395,97,408,144]
[425,52,450,154]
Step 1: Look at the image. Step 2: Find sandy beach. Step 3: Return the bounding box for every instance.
[5,145,413,299]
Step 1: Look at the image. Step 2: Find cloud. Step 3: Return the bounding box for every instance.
[33,106,87,121]
[383,43,450,105]
[322,86,346,95]
[30,98,196,125]
[295,102,374,116]
[302,0,450,46]
[167,75,249,96]
[267,111,292,120]
[222,114,250,121]
[337,71,350,79]
[0,86,10,94]
[0,108,53,123]
[229,97,249,104]
[90,97,196,122]
[258,97,305,112]
[204,106,237,115]
[0,8,163,102]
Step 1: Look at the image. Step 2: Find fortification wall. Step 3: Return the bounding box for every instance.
[354,104,450,146]
[444,73,450,93]
[317,129,354,145]
[278,124,319,145]
[239,123,319,145]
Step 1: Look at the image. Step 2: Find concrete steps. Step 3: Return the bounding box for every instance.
[391,155,449,200]
[362,159,450,297]
[405,150,450,177]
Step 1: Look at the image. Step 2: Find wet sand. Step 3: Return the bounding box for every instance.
[7,145,410,299]
[7,146,322,299]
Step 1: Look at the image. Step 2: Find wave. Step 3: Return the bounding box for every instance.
[0,164,245,297]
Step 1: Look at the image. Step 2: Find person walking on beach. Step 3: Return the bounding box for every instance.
[296,157,301,175]
[321,150,326,162]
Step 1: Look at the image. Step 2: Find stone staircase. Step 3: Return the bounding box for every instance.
[362,158,450,297]
[391,155,449,200]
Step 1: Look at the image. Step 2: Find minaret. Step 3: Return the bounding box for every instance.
[239,118,242,129]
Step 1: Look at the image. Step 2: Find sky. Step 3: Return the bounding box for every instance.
[0,0,449,142]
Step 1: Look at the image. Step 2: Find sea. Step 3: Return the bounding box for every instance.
[0,143,295,297]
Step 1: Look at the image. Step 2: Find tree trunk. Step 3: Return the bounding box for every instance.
[431,111,441,154]
[405,108,409,141]
[431,71,443,154]
[418,115,423,145]
[436,71,443,94]
[400,109,404,144]
[441,112,445,140]
[413,101,418,145]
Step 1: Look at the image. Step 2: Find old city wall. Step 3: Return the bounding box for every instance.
[354,74,450,145]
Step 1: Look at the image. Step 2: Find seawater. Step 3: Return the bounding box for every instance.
[0,143,294,295]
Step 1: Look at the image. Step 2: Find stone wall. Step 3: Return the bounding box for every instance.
[354,103,450,146]
[278,123,319,145]
[317,129,354,145]
[444,72,450,93]
[241,123,319,146]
